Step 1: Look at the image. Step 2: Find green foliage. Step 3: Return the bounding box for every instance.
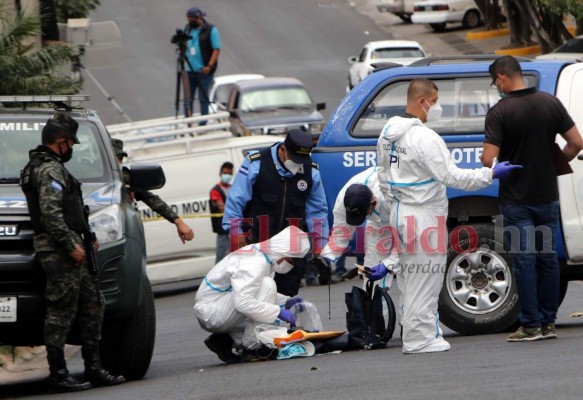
[0,8,81,95]
[55,0,101,23]
[537,0,583,19]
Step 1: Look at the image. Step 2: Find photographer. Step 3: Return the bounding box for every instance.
[180,6,221,124]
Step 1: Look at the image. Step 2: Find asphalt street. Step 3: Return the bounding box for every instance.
[3,274,583,399]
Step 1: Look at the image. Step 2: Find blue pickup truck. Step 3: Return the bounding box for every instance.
[312,56,583,335]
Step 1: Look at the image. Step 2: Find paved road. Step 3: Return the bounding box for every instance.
[81,0,511,126]
[2,274,583,399]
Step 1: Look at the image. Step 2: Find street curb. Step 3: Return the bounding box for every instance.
[467,28,509,40]
[495,45,541,56]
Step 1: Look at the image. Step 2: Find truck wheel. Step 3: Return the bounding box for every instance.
[462,10,481,29]
[100,277,156,380]
[430,23,446,32]
[439,223,519,335]
[398,14,412,24]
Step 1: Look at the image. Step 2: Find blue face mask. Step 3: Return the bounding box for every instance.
[220,174,232,184]
[498,91,507,99]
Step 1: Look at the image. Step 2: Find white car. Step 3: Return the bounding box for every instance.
[208,74,265,113]
[536,35,583,62]
[377,0,416,23]
[411,0,482,32]
[347,40,427,91]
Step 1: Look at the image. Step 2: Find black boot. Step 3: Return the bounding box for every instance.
[82,341,126,387]
[204,333,242,364]
[46,346,93,393]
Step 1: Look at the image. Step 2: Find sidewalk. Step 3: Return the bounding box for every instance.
[354,0,539,58]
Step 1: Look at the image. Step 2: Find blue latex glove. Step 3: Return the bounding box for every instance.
[367,263,388,281]
[278,309,296,326]
[492,160,522,180]
[285,297,304,310]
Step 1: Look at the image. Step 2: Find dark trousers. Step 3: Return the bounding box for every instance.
[37,249,104,348]
[185,72,213,123]
[500,201,560,327]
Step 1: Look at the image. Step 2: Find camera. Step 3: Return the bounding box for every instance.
[171,28,192,45]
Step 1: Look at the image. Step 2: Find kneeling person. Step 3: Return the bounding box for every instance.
[194,226,309,363]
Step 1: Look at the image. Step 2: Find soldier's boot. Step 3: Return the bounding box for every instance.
[46,346,93,394]
[82,341,126,387]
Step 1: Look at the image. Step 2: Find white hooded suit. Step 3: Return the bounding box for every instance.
[194,226,310,342]
[377,116,493,353]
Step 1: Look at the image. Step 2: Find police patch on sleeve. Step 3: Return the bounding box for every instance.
[50,179,63,192]
[297,179,308,191]
[239,166,248,176]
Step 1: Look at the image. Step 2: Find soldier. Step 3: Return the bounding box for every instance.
[20,112,125,393]
[111,138,194,243]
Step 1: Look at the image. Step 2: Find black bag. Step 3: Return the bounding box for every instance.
[345,279,396,350]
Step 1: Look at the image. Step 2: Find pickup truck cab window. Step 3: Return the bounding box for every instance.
[351,74,537,138]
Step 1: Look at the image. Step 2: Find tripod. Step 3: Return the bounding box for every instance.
[174,36,215,119]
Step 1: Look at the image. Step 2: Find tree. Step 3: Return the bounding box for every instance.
[474,0,505,30]
[0,7,82,95]
[55,0,100,23]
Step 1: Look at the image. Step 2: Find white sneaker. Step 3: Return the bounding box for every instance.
[403,339,451,354]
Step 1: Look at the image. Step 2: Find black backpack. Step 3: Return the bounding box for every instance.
[345,279,396,350]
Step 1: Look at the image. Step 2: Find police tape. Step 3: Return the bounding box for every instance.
[140,213,224,222]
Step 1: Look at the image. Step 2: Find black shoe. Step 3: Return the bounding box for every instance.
[48,370,93,393]
[84,366,126,387]
[240,345,278,362]
[204,333,242,364]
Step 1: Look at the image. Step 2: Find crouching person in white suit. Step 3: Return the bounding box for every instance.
[194,225,310,363]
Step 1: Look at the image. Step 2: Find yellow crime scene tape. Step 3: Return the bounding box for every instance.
[140,213,223,222]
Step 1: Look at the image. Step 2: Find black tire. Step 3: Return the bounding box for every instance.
[462,9,481,29]
[430,23,447,32]
[100,277,156,380]
[439,223,520,335]
[398,15,412,24]
[559,275,569,306]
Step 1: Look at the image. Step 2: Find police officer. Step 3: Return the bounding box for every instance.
[20,112,125,393]
[111,138,194,243]
[222,129,329,296]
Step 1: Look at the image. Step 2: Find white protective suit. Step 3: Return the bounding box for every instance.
[377,116,493,354]
[320,166,397,288]
[193,226,310,343]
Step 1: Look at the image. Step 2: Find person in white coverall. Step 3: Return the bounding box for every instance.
[370,78,521,354]
[320,167,398,289]
[194,225,309,363]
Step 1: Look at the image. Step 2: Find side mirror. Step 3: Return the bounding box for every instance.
[128,163,166,190]
[316,102,326,111]
[348,56,358,63]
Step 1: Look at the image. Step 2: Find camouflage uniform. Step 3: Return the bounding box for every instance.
[20,146,104,348]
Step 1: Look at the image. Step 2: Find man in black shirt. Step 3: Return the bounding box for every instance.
[482,55,583,342]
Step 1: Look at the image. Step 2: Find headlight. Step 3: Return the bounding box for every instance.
[88,204,124,245]
[309,123,325,133]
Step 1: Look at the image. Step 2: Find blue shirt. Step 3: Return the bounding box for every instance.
[185,25,221,72]
[223,144,329,246]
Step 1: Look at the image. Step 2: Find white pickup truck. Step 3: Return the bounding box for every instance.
[109,114,283,287]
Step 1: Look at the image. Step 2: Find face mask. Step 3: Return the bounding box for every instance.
[423,98,443,122]
[189,21,199,28]
[498,91,507,99]
[59,141,73,163]
[220,174,232,184]
[282,150,302,175]
[272,259,294,274]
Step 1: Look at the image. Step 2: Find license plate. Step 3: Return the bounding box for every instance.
[0,296,17,322]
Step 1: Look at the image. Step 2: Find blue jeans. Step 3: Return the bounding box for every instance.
[215,233,230,264]
[500,201,560,327]
[185,72,213,124]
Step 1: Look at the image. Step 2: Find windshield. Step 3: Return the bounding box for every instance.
[240,87,312,112]
[554,37,583,53]
[372,48,425,59]
[0,120,111,182]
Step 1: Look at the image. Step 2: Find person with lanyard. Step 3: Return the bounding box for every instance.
[183,6,221,123]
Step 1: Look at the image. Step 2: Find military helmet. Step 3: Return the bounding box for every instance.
[111,138,128,157]
[45,111,80,143]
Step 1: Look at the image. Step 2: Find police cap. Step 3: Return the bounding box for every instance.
[111,138,128,158]
[45,112,80,143]
[344,184,373,226]
[284,129,313,164]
